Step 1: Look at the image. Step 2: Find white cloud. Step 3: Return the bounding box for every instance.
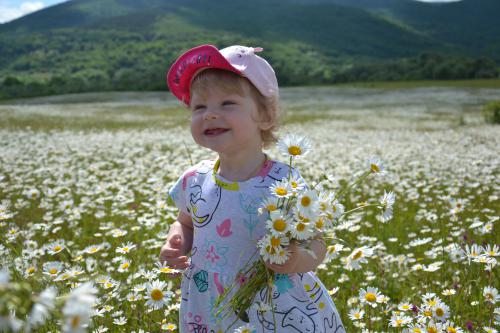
[0,1,44,24]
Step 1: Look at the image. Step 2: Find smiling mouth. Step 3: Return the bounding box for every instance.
[204,128,229,136]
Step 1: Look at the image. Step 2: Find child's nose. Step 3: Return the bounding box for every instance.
[203,108,219,120]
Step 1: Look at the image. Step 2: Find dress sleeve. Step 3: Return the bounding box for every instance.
[167,167,195,216]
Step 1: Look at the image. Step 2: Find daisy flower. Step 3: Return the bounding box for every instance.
[483,244,499,257]
[442,289,456,296]
[483,286,499,304]
[296,189,319,218]
[346,246,373,271]
[398,301,413,312]
[84,244,102,255]
[443,321,464,333]
[367,156,386,175]
[379,191,395,223]
[259,233,290,251]
[359,286,383,308]
[289,219,314,240]
[432,301,450,321]
[43,261,64,278]
[145,280,172,310]
[266,211,290,236]
[161,322,177,331]
[155,262,181,275]
[260,197,279,213]
[27,286,57,329]
[62,282,97,333]
[46,240,65,255]
[234,323,256,333]
[389,314,412,327]
[269,179,292,199]
[116,242,136,254]
[113,316,127,325]
[348,307,364,321]
[117,259,131,273]
[277,134,311,159]
[325,244,344,262]
[289,173,306,193]
[268,247,291,265]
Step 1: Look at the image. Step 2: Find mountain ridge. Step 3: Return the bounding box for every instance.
[0,0,498,99]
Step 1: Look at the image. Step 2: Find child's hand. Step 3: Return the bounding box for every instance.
[264,242,300,274]
[160,234,190,271]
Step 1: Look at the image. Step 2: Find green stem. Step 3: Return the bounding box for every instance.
[333,170,371,202]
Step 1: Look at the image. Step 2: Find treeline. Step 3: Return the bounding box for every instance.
[1,52,498,100]
[334,53,499,83]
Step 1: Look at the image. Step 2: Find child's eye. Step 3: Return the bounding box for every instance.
[222,100,236,106]
[192,104,205,111]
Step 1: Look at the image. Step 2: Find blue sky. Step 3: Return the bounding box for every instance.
[0,0,69,23]
[0,0,463,24]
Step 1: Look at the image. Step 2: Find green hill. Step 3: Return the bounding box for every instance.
[0,0,498,100]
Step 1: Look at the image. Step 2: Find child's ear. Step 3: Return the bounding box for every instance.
[259,119,274,131]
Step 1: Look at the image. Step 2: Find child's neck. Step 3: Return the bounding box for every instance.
[217,151,266,182]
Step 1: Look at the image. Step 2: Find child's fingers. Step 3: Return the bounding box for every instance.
[165,256,189,267]
[159,248,183,263]
[169,235,183,248]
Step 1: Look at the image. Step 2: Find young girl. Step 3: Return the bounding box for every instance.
[160,44,345,333]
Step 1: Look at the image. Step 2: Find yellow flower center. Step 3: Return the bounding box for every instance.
[370,163,380,173]
[435,308,444,317]
[151,289,163,301]
[296,223,305,232]
[123,247,129,252]
[53,245,62,252]
[365,292,376,302]
[354,313,361,319]
[288,146,302,156]
[301,196,311,207]
[71,315,81,328]
[413,329,422,333]
[49,268,58,274]
[427,327,437,333]
[353,250,363,260]
[315,218,324,229]
[121,262,130,269]
[291,181,297,188]
[266,204,277,211]
[160,267,174,273]
[424,310,432,317]
[447,327,457,333]
[89,247,98,253]
[486,293,493,300]
[27,267,36,274]
[273,219,286,232]
[270,237,281,247]
[275,188,287,196]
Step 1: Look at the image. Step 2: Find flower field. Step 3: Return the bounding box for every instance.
[0,86,499,332]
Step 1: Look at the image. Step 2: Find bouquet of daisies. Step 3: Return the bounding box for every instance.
[214,134,394,327]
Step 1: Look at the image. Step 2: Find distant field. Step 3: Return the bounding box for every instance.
[0,87,499,332]
[338,79,500,89]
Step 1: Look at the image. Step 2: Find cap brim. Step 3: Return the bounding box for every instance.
[167,44,242,105]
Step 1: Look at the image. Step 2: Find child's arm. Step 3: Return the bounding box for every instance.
[159,211,193,270]
[265,237,327,274]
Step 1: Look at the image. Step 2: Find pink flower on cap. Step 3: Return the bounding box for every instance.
[166,44,278,105]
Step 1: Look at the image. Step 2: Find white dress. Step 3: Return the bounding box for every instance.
[168,159,346,333]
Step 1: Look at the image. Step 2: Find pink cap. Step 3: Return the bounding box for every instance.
[167,44,278,105]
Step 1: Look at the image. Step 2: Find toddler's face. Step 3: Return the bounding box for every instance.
[189,84,264,156]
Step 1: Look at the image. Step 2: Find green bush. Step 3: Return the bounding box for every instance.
[483,100,500,124]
